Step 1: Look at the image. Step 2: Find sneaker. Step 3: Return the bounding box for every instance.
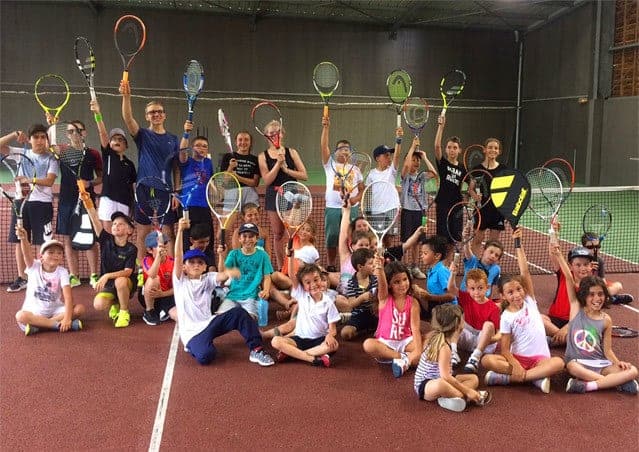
[534,377,551,394]
[56,319,83,331]
[617,379,639,394]
[391,353,410,378]
[24,324,40,336]
[411,266,427,279]
[437,397,466,412]
[276,351,289,363]
[69,274,81,288]
[463,357,480,374]
[485,370,510,386]
[114,310,130,328]
[158,309,170,322]
[312,354,331,368]
[451,350,461,367]
[89,273,99,288]
[611,293,634,305]
[565,378,586,394]
[249,348,275,367]
[476,390,492,407]
[108,303,120,321]
[7,276,28,293]
[143,309,160,326]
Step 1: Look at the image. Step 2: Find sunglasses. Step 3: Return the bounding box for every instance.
[584,244,601,250]
[146,109,165,115]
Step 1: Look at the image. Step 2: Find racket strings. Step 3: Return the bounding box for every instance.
[184,61,204,96]
[583,206,612,236]
[447,202,478,243]
[403,100,429,129]
[35,76,69,109]
[75,39,95,74]
[207,174,241,216]
[115,20,145,56]
[313,64,339,93]
[276,184,312,228]
[361,181,400,234]
[387,70,412,103]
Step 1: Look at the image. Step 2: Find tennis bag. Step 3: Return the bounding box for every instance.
[70,198,96,250]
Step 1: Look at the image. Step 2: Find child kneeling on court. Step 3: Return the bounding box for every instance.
[414,304,491,412]
[139,232,176,325]
[173,218,274,366]
[271,255,340,367]
[14,226,85,335]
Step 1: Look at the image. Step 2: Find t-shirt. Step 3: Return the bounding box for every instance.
[548,270,573,321]
[427,261,450,296]
[101,145,137,205]
[500,295,549,358]
[460,255,501,297]
[173,272,221,347]
[98,230,137,284]
[457,291,500,331]
[293,290,341,339]
[9,146,59,203]
[473,162,505,223]
[435,157,465,209]
[365,164,398,213]
[220,152,260,187]
[323,158,363,209]
[224,248,274,303]
[21,260,69,313]
[179,157,213,208]
[344,273,378,315]
[142,255,175,291]
[401,171,429,212]
[134,128,179,184]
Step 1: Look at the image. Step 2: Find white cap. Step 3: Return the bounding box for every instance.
[40,240,64,255]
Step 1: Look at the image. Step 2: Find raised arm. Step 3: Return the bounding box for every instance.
[90,99,109,148]
[513,227,534,300]
[15,225,34,269]
[552,243,579,321]
[401,136,418,178]
[434,115,445,161]
[548,220,561,271]
[80,190,103,237]
[447,260,460,297]
[173,217,189,278]
[337,202,352,262]
[374,255,388,308]
[320,115,331,166]
[392,126,403,170]
[119,80,140,138]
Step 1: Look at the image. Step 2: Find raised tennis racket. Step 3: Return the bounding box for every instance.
[135,176,172,243]
[361,180,401,255]
[251,101,283,149]
[47,122,88,196]
[440,69,466,117]
[490,168,531,248]
[403,97,430,149]
[582,204,612,261]
[526,167,563,235]
[114,14,146,82]
[34,74,70,123]
[463,144,485,171]
[386,69,412,128]
[206,171,242,247]
[460,168,493,209]
[410,170,439,226]
[0,152,37,228]
[313,61,340,118]
[542,157,575,201]
[218,108,233,153]
[74,36,97,102]
[276,181,313,251]
[447,200,481,264]
[183,60,204,125]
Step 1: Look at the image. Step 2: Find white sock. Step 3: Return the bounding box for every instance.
[470,348,482,361]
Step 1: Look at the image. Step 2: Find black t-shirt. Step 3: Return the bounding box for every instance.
[435,157,466,209]
[219,152,259,187]
[474,162,505,218]
[101,145,137,206]
[59,148,101,201]
[98,229,137,282]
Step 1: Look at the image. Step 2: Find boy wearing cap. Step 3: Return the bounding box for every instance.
[217,223,274,320]
[14,225,85,335]
[140,232,176,326]
[174,217,274,366]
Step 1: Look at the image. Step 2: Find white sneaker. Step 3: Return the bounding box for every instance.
[437,397,466,412]
[451,350,461,367]
[534,377,551,394]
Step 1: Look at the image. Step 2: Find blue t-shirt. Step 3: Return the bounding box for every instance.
[134,128,179,184]
[179,157,213,208]
[224,248,274,301]
[427,261,450,296]
[460,255,500,297]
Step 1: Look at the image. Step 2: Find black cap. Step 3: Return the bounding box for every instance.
[111,211,134,228]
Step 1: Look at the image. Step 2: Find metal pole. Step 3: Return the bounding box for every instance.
[585,1,602,185]
[514,30,524,169]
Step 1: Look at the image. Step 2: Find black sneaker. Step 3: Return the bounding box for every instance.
[611,294,634,305]
[7,276,27,292]
[143,309,160,326]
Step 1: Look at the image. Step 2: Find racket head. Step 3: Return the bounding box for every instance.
[489,168,531,228]
[361,180,400,253]
[525,167,563,221]
[313,61,340,99]
[135,176,172,225]
[386,69,412,105]
[350,151,372,183]
[47,122,87,178]
[206,171,241,230]
[611,326,638,338]
[251,101,283,149]
[440,69,467,105]
[217,108,233,153]
[0,152,37,204]
[114,14,147,80]
[461,168,493,209]
[34,74,70,120]
[542,157,575,196]
[275,181,313,229]
[463,144,485,171]
[183,60,204,105]
[74,36,96,99]
[330,144,353,194]
[402,97,430,136]
[446,200,480,247]
[582,204,612,242]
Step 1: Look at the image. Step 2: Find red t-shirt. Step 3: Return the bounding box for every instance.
[142,255,174,292]
[457,291,501,331]
[548,270,576,321]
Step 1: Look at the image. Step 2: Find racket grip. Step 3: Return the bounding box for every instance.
[323,105,329,118]
[183,209,189,221]
[16,218,23,228]
[89,87,97,103]
[157,230,163,245]
[122,71,129,83]
[188,110,194,123]
[421,216,426,226]
[288,237,294,253]
[220,229,226,249]
[453,252,460,266]
[396,114,402,129]
[514,237,521,249]
[441,107,447,117]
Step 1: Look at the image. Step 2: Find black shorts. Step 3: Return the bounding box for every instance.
[99,277,137,300]
[549,316,569,329]
[291,336,325,351]
[436,204,458,244]
[477,205,505,231]
[137,290,175,312]
[346,309,378,333]
[401,209,423,242]
[8,200,53,245]
[417,378,431,400]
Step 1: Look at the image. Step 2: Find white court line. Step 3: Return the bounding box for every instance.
[148,323,180,452]
[620,304,639,315]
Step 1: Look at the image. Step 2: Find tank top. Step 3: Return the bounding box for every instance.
[375,295,413,341]
[564,309,606,363]
[263,147,296,187]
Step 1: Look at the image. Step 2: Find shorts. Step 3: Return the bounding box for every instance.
[134,202,177,226]
[325,206,359,248]
[291,335,325,351]
[377,336,413,354]
[477,205,505,231]
[217,297,257,318]
[513,354,547,370]
[240,187,260,208]
[56,197,94,235]
[416,378,432,400]
[8,200,53,245]
[137,290,175,312]
[264,185,278,211]
[549,316,569,329]
[566,358,612,372]
[98,196,131,221]
[400,209,423,242]
[436,204,458,244]
[346,308,378,333]
[458,325,497,354]
[97,277,136,300]
[18,302,65,322]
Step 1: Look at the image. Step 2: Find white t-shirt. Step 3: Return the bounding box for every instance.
[293,290,340,339]
[365,164,398,213]
[9,146,59,203]
[173,272,222,347]
[323,159,363,209]
[21,260,69,315]
[500,295,550,358]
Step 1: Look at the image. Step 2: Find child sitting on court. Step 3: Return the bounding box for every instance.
[173,217,274,366]
[341,248,378,340]
[414,304,491,412]
[362,259,422,378]
[481,228,565,393]
[581,233,633,305]
[271,263,340,367]
[447,266,501,374]
[139,232,176,326]
[14,226,85,335]
[460,238,503,300]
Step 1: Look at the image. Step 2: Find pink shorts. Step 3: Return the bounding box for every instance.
[513,354,546,370]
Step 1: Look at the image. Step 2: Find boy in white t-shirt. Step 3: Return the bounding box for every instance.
[14,226,85,336]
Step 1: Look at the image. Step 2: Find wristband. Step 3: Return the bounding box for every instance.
[395,137,402,145]
[94,113,102,122]
[183,132,190,139]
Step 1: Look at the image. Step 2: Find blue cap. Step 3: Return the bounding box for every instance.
[183,249,207,262]
[239,223,260,235]
[145,232,169,249]
[373,145,394,159]
[568,246,594,262]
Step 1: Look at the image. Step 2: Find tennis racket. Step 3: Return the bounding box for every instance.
[251,101,283,149]
[460,168,493,209]
[410,170,439,226]
[582,204,612,261]
[386,69,412,128]
[447,200,481,265]
[135,176,173,243]
[526,167,564,235]
[361,180,401,255]
[183,60,204,125]
[74,36,97,102]
[47,122,88,196]
[542,157,575,201]
[490,168,531,248]
[0,152,37,228]
[275,181,313,251]
[463,144,485,171]
[114,14,147,82]
[218,108,233,153]
[34,74,70,123]
[313,61,340,118]
[329,145,369,200]
[612,326,638,338]
[403,97,430,149]
[440,69,466,117]
[206,171,242,247]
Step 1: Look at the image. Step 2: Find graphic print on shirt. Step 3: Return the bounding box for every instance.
[445,164,462,186]
[390,307,407,340]
[572,327,598,354]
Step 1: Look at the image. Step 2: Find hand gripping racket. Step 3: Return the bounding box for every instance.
[0,152,37,228]
[207,171,242,247]
[460,168,493,209]
[440,69,466,117]
[386,69,412,128]
[582,204,612,261]
[74,36,97,102]
[114,14,147,82]
[183,60,204,126]
[361,180,400,255]
[275,181,313,251]
[313,61,340,118]
[34,74,70,123]
[218,108,233,153]
[251,101,283,149]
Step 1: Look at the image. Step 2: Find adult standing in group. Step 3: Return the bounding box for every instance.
[120,80,179,268]
[257,120,308,269]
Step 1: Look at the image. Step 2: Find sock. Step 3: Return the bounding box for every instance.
[450,343,458,355]
[470,348,482,361]
[585,381,599,392]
